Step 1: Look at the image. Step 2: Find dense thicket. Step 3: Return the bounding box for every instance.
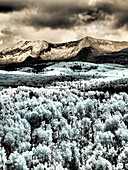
[0,85,128,169]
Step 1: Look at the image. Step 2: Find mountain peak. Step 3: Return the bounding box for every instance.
[85,36,96,40]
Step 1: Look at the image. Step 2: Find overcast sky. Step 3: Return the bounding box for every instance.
[0,0,128,50]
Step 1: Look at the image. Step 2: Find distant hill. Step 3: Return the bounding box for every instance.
[0,36,128,66]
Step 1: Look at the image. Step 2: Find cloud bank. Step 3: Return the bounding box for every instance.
[0,0,128,50]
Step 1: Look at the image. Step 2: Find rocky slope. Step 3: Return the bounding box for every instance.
[0,36,128,65]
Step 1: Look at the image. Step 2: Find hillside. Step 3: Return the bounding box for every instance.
[0,36,128,66]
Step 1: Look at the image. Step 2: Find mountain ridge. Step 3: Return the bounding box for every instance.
[0,36,128,65]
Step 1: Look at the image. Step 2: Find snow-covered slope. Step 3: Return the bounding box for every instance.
[0,62,128,90]
[0,36,128,65]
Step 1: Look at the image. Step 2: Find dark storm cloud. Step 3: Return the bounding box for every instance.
[81,9,107,24]
[0,0,128,30]
[95,2,115,14]
[95,1,128,29]
[23,0,90,29]
[0,0,28,13]
[20,0,117,29]
[26,15,77,29]
[115,13,128,29]
[22,0,109,29]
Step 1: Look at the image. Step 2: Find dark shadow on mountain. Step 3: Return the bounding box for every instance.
[94,49,128,66]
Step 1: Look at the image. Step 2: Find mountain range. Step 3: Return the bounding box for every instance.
[0,36,128,66]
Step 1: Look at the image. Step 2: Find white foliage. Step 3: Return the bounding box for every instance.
[0,83,128,169]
